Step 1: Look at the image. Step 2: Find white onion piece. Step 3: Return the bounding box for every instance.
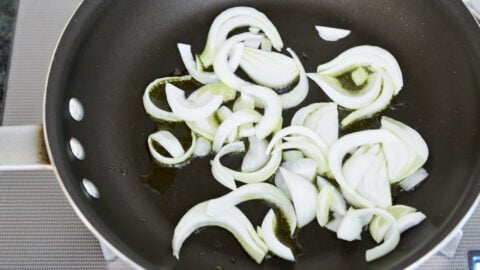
[213,110,261,152]
[281,158,317,182]
[245,37,262,49]
[239,47,299,89]
[277,139,329,175]
[187,82,237,103]
[211,141,245,190]
[172,201,268,263]
[242,136,269,172]
[337,208,400,262]
[291,103,323,126]
[260,209,295,261]
[369,205,419,243]
[207,183,297,233]
[148,130,196,166]
[229,43,245,70]
[143,76,191,122]
[231,149,282,183]
[326,212,344,233]
[166,83,224,121]
[316,176,347,215]
[282,150,304,162]
[261,36,273,51]
[177,43,218,84]
[194,137,211,157]
[214,33,263,90]
[397,212,426,234]
[381,116,429,182]
[341,72,395,127]
[342,149,375,190]
[302,102,338,147]
[278,48,309,109]
[316,46,403,93]
[241,85,282,139]
[216,106,233,122]
[315,25,351,42]
[186,115,218,141]
[328,129,396,208]
[316,185,334,227]
[400,168,429,191]
[355,152,392,208]
[307,71,383,109]
[266,126,329,155]
[199,6,283,67]
[278,168,318,227]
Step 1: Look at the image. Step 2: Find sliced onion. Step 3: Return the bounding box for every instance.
[282,150,304,162]
[143,76,191,122]
[369,205,421,244]
[397,212,426,234]
[261,36,273,51]
[216,106,233,122]
[341,72,395,127]
[302,102,338,147]
[260,209,295,261]
[185,115,218,141]
[316,185,334,227]
[266,126,328,155]
[239,47,299,89]
[291,103,323,126]
[278,168,318,227]
[400,168,429,191]
[242,136,269,172]
[212,141,282,187]
[278,48,309,109]
[276,139,329,175]
[326,212,344,233]
[214,33,262,90]
[315,25,351,42]
[187,82,237,102]
[281,158,317,182]
[148,130,196,166]
[177,43,218,84]
[166,83,224,121]
[199,6,283,68]
[381,116,429,182]
[172,201,268,263]
[211,141,245,190]
[213,109,261,152]
[194,137,211,157]
[206,183,297,233]
[315,45,403,93]
[229,43,245,70]
[240,85,282,139]
[307,71,383,109]
[336,208,400,262]
[328,129,396,208]
[316,176,347,215]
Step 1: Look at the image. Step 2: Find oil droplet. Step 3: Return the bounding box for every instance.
[120,169,128,175]
[214,265,223,270]
[140,218,147,223]
[230,257,237,264]
[108,166,115,172]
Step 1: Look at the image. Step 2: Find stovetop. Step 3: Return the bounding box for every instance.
[0,0,478,269]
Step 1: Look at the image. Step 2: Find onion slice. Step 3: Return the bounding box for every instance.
[165,83,224,121]
[211,141,245,190]
[316,185,334,227]
[239,47,299,89]
[177,43,218,84]
[278,48,309,109]
[241,136,269,172]
[143,76,191,122]
[172,201,268,263]
[207,183,297,233]
[315,25,351,42]
[199,6,283,67]
[281,158,317,182]
[241,85,282,139]
[400,168,429,191]
[277,168,318,227]
[259,209,295,261]
[213,110,261,152]
[148,130,196,166]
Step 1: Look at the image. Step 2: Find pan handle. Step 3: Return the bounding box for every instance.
[0,125,52,171]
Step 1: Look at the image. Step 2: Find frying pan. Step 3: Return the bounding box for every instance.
[5,0,480,269]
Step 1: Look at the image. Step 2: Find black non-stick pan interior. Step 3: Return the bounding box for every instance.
[45,0,480,269]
